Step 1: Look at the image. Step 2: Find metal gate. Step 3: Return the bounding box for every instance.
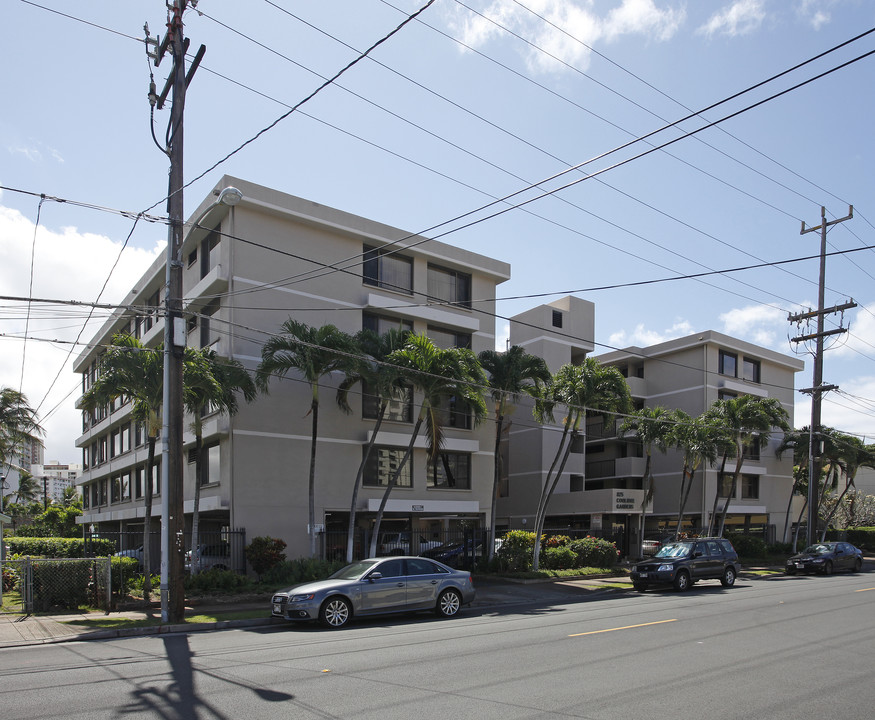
[1,558,111,615]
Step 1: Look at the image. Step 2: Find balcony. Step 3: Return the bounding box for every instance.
[585,456,646,480]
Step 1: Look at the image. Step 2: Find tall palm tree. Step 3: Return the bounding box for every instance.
[818,431,875,540]
[709,395,790,536]
[368,334,487,558]
[621,405,672,551]
[478,346,551,560]
[185,347,257,572]
[12,470,40,504]
[776,427,813,544]
[531,359,632,571]
[80,333,164,600]
[0,387,44,479]
[669,409,719,539]
[256,320,361,558]
[336,328,411,563]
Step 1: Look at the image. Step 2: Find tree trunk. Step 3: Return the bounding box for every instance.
[533,429,576,572]
[368,417,423,558]
[782,473,801,544]
[718,450,745,537]
[531,420,572,569]
[675,464,691,539]
[308,398,319,558]
[347,402,386,563]
[142,436,156,602]
[488,412,504,561]
[793,499,808,550]
[819,477,855,542]
[707,453,729,536]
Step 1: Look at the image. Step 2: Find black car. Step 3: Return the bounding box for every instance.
[785,541,863,575]
[630,537,740,592]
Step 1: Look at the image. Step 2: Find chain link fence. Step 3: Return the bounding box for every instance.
[1,558,112,615]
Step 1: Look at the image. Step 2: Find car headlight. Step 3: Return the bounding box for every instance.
[657,564,674,572]
[290,593,315,602]
[812,558,824,563]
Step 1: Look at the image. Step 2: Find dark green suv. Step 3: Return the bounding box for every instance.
[630,537,740,592]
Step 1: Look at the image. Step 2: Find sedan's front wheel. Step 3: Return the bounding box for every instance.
[320,597,352,628]
[436,589,462,617]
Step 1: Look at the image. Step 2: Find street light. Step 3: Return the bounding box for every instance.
[160,186,243,623]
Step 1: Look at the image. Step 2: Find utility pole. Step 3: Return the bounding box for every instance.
[789,205,854,548]
[145,1,205,624]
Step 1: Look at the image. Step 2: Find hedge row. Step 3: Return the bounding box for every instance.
[496,530,620,572]
[6,537,116,558]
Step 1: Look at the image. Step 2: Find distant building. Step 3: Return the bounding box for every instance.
[30,462,82,505]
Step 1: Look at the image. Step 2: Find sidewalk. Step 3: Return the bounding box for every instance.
[0,573,634,648]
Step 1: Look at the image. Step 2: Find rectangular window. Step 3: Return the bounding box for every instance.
[437,394,472,430]
[188,247,198,268]
[552,309,563,328]
[98,478,108,506]
[111,475,121,503]
[110,429,121,458]
[428,451,471,489]
[194,443,221,486]
[363,382,413,423]
[98,437,107,465]
[91,483,99,508]
[743,435,761,461]
[135,422,146,448]
[427,264,471,308]
[362,312,413,336]
[742,474,759,499]
[200,227,220,279]
[570,475,584,492]
[363,245,413,294]
[427,325,471,350]
[201,300,220,347]
[719,350,738,377]
[718,390,738,400]
[718,475,734,498]
[743,357,761,383]
[120,472,131,501]
[82,484,90,509]
[363,446,411,488]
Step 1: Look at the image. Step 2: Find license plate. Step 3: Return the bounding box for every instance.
[638,572,648,578]
[796,563,804,569]
[273,603,282,614]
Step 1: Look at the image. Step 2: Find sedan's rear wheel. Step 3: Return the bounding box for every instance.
[436,588,462,617]
[721,566,737,587]
[320,597,352,628]
[853,558,862,573]
[673,570,691,592]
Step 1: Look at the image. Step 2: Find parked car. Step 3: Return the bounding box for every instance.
[271,556,476,628]
[377,532,442,556]
[185,542,231,572]
[630,537,740,592]
[422,539,483,567]
[640,533,675,557]
[785,542,863,575]
[113,546,143,567]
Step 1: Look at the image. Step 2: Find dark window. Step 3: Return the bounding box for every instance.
[429,452,471,489]
[200,227,220,279]
[363,245,413,294]
[570,475,584,492]
[201,300,220,347]
[363,447,411,488]
[552,309,563,328]
[719,350,738,377]
[91,483,99,508]
[187,248,197,268]
[363,382,413,423]
[362,312,413,336]
[743,436,761,461]
[407,558,440,576]
[111,475,121,503]
[428,264,471,308]
[427,325,471,350]
[375,559,404,578]
[718,475,734,497]
[741,474,759,499]
[82,484,90,509]
[718,390,738,400]
[438,395,472,430]
[743,357,761,383]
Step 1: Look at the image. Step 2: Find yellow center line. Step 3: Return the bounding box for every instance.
[569,619,677,637]
[854,588,875,592]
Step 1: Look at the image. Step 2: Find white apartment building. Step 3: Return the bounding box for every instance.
[74,177,510,560]
[30,462,81,505]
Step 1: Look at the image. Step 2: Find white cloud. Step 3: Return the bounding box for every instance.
[0,204,162,463]
[449,0,684,74]
[608,319,694,348]
[798,0,836,30]
[697,0,766,38]
[7,140,64,164]
[718,303,787,350]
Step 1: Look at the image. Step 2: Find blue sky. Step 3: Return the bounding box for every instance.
[2,0,874,462]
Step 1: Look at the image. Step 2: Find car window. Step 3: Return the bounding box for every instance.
[655,543,692,558]
[406,558,441,576]
[693,542,709,556]
[718,539,734,554]
[706,541,721,556]
[375,559,404,578]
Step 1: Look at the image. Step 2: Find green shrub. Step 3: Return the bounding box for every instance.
[542,545,577,569]
[496,530,536,572]
[568,536,620,568]
[6,537,115,558]
[184,568,249,594]
[726,533,768,559]
[843,527,875,551]
[261,557,346,587]
[245,536,287,578]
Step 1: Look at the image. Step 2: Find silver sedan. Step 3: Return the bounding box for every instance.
[271,556,476,628]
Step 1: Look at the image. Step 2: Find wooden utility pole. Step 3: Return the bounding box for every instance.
[146,1,205,624]
[789,205,854,548]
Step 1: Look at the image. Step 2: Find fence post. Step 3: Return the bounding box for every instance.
[23,558,33,615]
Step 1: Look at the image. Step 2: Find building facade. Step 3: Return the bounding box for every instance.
[74,177,510,559]
[30,462,81,505]
[495,300,804,553]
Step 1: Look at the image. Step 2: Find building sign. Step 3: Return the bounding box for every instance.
[614,490,638,512]
[591,513,603,530]
[411,505,424,512]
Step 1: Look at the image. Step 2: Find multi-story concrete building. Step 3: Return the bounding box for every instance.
[30,462,81,505]
[495,300,805,552]
[73,176,510,559]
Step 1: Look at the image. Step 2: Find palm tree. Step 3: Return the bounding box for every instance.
[531,359,632,571]
[336,328,411,563]
[478,346,551,560]
[0,387,44,479]
[776,427,815,544]
[621,405,672,551]
[368,334,487,558]
[710,395,790,537]
[255,320,361,558]
[669,409,719,539]
[80,333,164,600]
[185,347,256,573]
[12,470,40,505]
[818,432,875,540]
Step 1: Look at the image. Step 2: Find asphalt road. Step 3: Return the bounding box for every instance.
[1,572,874,720]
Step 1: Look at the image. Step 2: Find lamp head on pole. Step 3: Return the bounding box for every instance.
[216,186,243,207]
